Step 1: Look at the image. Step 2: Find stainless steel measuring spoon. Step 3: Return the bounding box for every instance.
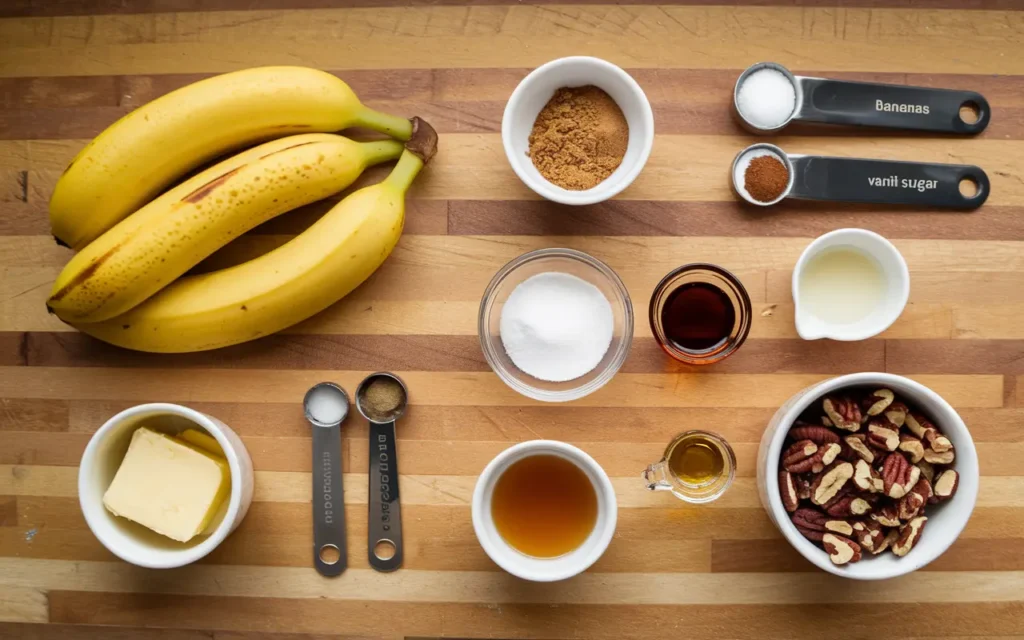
[731,142,989,209]
[303,382,350,577]
[734,62,990,135]
[356,372,409,572]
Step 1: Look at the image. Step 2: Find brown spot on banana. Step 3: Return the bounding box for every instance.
[182,166,246,204]
[48,243,123,305]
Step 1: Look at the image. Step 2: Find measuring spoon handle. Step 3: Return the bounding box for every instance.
[368,419,403,572]
[312,424,347,576]
[787,156,989,209]
[795,77,989,134]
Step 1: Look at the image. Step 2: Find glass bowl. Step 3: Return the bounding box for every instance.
[478,248,633,402]
[648,263,752,365]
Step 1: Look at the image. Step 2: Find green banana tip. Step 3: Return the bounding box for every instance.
[405,117,438,165]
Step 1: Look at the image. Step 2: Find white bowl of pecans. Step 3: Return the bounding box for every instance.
[757,373,978,580]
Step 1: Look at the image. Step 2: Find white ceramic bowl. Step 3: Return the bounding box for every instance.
[501,56,655,205]
[792,228,910,342]
[79,403,255,569]
[472,440,617,581]
[757,373,978,580]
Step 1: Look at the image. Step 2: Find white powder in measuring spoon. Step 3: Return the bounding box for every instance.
[499,272,614,382]
[306,385,348,425]
[737,68,797,129]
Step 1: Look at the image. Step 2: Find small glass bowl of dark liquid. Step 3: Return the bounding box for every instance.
[648,264,752,365]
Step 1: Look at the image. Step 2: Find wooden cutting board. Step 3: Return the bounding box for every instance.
[1,2,1023,638]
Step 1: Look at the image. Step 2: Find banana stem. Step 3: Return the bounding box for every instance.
[360,139,406,166]
[354,108,414,141]
[384,151,424,193]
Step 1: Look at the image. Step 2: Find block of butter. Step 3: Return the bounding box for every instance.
[102,426,230,543]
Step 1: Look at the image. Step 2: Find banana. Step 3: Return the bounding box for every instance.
[50,66,412,249]
[47,134,404,323]
[73,118,438,353]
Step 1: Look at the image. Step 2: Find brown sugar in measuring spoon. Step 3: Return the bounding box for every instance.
[356,372,409,572]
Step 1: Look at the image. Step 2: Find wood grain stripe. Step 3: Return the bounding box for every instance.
[711,538,1024,573]
[4,521,1024,575]
[0,585,47,623]
[7,558,1024,605]
[0,368,1004,407]
[2,7,1023,76]
[0,624,386,640]
[8,333,1024,376]
[3,135,1023,203]
[3,399,1020,445]
[3,69,1022,140]
[44,593,1024,638]
[5,0,1024,19]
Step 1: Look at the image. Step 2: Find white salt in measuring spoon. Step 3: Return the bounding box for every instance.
[733,62,990,135]
[303,382,350,577]
[731,142,989,209]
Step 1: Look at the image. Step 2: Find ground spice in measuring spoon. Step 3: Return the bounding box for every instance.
[528,86,628,191]
[744,155,789,203]
[361,377,405,422]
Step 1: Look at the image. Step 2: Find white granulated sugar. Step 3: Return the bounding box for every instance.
[499,272,614,383]
[737,68,797,129]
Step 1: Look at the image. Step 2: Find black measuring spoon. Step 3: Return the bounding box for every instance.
[303,382,350,577]
[734,62,989,135]
[356,372,409,572]
[731,143,989,209]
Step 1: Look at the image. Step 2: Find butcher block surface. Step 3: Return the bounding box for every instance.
[1,1,1024,638]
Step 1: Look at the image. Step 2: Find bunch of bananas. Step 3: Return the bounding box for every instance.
[46,66,437,353]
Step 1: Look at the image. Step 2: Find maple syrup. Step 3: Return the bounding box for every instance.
[491,454,597,558]
[660,281,736,352]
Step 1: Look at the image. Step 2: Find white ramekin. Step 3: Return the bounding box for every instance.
[757,373,978,580]
[78,403,255,569]
[472,440,617,581]
[792,228,910,341]
[501,56,654,205]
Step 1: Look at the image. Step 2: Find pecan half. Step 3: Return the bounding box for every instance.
[898,477,932,521]
[892,516,927,557]
[852,459,883,493]
[782,440,818,473]
[823,533,862,565]
[823,396,862,432]
[789,425,840,445]
[843,434,875,464]
[883,402,909,429]
[923,445,955,465]
[791,508,828,541]
[867,420,900,452]
[780,471,799,513]
[882,452,920,499]
[916,460,936,484]
[872,529,900,555]
[898,433,925,464]
[862,389,895,417]
[824,518,855,537]
[810,461,854,505]
[824,491,873,517]
[931,469,959,503]
[871,503,902,527]
[851,519,885,552]
[905,412,952,452]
